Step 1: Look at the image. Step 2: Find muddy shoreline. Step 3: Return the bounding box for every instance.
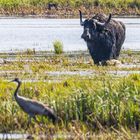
[0,50,140,81]
[0,6,140,18]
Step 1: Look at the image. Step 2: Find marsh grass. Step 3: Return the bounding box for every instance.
[0,74,140,136]
[1,50,140,81]
[0,51,140,138]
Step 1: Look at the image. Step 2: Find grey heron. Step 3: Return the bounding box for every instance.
[10,78,57,125]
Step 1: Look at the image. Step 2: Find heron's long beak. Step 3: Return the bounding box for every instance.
[8,80,14,83]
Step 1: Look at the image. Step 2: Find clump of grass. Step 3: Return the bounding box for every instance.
[53,40,63,54]
[24,48,36,55]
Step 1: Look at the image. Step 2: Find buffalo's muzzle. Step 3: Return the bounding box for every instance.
[81,28,91,40]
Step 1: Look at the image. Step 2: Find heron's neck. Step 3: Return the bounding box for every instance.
[14,82,21,97]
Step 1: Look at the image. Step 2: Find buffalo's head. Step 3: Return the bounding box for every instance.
[79,10,112,41]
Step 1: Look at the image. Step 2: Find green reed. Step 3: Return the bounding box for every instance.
[0,74,140,134]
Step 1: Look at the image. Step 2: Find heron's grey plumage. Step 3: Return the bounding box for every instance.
[11,78,57,124]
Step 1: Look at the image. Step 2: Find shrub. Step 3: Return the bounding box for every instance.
[53,40,63,54]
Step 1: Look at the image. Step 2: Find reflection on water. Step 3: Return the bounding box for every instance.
[0,18,140,52]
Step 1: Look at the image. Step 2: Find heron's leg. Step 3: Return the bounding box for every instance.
[27,115,32,127]
[41,116,45,124]
[33,115,40,124]
[32,116,37,122]
[33,115,44,127]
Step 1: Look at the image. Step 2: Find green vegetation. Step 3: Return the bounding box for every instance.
[0,50,140,80]
[1,74,140,138]
[0,51,140,138]
[0,0,139,16]
[53,40,63,54]
[0,0,140,9]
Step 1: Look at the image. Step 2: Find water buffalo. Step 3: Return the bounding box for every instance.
[79,10,126,65]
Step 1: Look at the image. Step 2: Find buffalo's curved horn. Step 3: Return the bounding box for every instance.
[79,10,84,26]
[104,13,112,26]
[94,14,112,27]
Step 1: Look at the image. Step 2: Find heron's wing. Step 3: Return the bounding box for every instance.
[16,96,47,115]
[27,99,48,114]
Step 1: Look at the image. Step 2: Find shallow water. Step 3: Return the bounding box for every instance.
[46,68,140,76]
[0,17,140,52]
[0,133,77,139]
[0,133,28,139]
[1,62,140,78]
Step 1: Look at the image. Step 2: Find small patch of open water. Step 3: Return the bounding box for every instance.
[1,63,140,79]
[0,133,82,139]
[46,70,140,77]
[0,133,28,139]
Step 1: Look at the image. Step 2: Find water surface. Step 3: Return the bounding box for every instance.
[0,17,140,52]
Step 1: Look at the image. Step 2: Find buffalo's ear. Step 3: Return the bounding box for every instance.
[93,13,112,31]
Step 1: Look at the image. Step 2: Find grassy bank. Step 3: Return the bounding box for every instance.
[0,50,140,80]
[0,0,140,17]
[0,51,140,139]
